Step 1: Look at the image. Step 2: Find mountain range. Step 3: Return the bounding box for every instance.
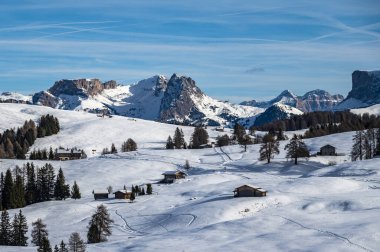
[1,70,379,127]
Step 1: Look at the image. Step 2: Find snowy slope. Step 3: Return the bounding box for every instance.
[0,92,32,103]
[350,104,380,116]
[254,102,303,126]
[0,104,379,252]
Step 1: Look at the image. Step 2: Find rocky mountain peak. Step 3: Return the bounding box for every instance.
[346,70,380,104]
[48,78,118,97]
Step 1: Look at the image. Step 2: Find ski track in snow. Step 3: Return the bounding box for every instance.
[277,215,374,252]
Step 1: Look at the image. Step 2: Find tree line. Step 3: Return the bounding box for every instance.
[351,129,380,161]
[0,114,60,159]
[253,111,380,139]
[0,163,81,211]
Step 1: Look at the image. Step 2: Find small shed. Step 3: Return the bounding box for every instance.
[114,190,132,199]
[162,171,186,183]
[319,145,336,156]
[93,191,109,200]
[233,184,267,197]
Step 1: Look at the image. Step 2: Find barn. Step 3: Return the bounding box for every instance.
[93,191,109,200]
[319,145,336,156]
[233,184,267,197]
[114,190,132,199]
[162,171,186,183]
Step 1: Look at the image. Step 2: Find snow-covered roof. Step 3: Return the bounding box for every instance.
[235,184,266,191]
[93,191,109,194]
[114,190,130,194]
[56,149,82,154]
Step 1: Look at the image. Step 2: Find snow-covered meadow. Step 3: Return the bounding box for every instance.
[0,104,379,252]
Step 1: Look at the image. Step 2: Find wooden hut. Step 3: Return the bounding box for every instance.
[114,190,132,199]
[233,184,267,197]
[55,149,85,161]
[162,171,186,183]
[93,191,109,200]
[319,145,336,156]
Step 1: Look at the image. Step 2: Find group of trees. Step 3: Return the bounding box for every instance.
[253,111,380,139]
[32,218,86,252]
[87,205,113,244]
[121,139,137,152]
[351,128,380,161]
[166,127,187,149]
[0,209,28,246]
[0,163,81,210]
[29,147,55,160]
[102,139,138,155]
[0,115,60,159]
[189,127,209,149]
[259,133,309,165]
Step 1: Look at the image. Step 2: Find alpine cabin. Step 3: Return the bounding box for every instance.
[233,184,267,197]
[162,171,186,183]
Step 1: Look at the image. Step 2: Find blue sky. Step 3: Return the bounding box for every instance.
[0,0,379,102]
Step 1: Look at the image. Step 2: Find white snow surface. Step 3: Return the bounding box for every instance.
[351,103,380,116]
[0,92,32,102]
[0,104,379,252]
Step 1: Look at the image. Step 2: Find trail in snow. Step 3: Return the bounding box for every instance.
[277,215,374,252]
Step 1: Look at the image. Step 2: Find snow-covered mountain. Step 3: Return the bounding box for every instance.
[253,102,303,126]
[31,74,264,127]
[0,92,32,104]
[241,89,343,112]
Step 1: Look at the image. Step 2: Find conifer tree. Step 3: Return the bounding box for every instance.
[259,134,280,163]
[184,160,190,171]
[49,147,55,160]
[130,192,135,202]
[2,169,14,210]
[25,162,37,205]
[239,134,253,152]
[54,245,59,252]
[32,218,49,247]
[376,128,380,156]
[140,188,145,195]
[12,210,28,246]
[364,128,376,159]
[173,127,185,149]
[68,232,86,252]
[146,184,152,195]
[58,240,68,252]
[351,131,365,161]
[87,204,113,243]
[54,168,70,200]
[233,123,246,142]
[71,181,81,200]
[110,143,117,154]
[190,127,209,149]
[13,173,26,208]
[38,236,52,252]
[0,209,12,245]
[166,136,174,149]
[284,134,310,165]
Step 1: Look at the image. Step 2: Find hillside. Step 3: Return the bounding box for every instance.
[0,104,379,251]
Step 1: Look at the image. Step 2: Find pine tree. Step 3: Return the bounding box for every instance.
[284,134,310,165]
[58,240,69,252]
[173,127,185,149]
[71,181,81,200]
[49,147,55,160]
[239,134,253,152]
[351,130,365,161]
[140,188,145,196]
[110,143,117,154]
[130,192,135,202]
[38,236,52,252]
[11,210,28,246]
[87,204,113,243]
[32,218,49,247]
[0,209,12,245]
[13,173,26,208]
[364,128,376,159]
[25,162,37,205]
[166,136,174,149]
[54,168,70,200]
[2,169,14,210]
[233,123,246,142]
[68,232,86,252]
[146,184,152,195]
[376,128,380,156]
[259,134,280,163]
[54,245,59,252]
[190,127,209,149]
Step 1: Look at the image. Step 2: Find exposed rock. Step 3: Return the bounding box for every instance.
[253,103,303,126]
[32,91,60,108]
[346,70,380,104]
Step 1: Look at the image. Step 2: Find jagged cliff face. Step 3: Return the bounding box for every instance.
[159,74,204,124]
[347,70,380,104]
[48,78,117,97]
